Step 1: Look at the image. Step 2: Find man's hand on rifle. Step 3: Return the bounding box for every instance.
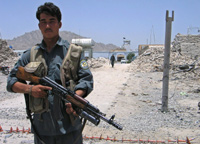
[65,103,78,116]
[12,82,52,98]
[31,85,52,98]
[65,89,86,117]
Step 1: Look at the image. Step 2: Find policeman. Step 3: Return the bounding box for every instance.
[7,2,93,144]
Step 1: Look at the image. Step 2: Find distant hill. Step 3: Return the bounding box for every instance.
[6,30,119,52]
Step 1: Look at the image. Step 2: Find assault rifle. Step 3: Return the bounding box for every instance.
[16,66,123,130]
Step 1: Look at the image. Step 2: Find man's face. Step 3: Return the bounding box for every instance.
[38,13,62,39]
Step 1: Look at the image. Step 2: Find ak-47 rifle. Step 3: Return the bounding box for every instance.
[16,66,123,130]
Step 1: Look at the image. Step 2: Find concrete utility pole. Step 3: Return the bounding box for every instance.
[0,32,2,49]
[161,10,174,112]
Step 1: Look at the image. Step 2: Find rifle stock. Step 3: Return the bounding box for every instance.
[16,66,40,84]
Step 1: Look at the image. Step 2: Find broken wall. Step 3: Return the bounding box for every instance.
[172,33,200,57]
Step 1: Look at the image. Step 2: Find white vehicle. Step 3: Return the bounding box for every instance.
[121,58,128,64]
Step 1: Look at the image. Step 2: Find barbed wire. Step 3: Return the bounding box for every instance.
[0,125,195,143]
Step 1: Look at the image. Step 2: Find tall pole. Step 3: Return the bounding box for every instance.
[161,10,174,112]
[0,39,1,49]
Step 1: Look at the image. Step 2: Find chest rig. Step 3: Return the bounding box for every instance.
[27,44,82,114]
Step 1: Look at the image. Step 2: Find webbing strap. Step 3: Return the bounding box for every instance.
[24,94,45,144]
[60,44,82,89]
[30,46,48,75]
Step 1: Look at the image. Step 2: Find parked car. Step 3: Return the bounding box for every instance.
[121,58,128,64]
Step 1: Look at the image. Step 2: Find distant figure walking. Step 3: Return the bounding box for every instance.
[110,54,115,68]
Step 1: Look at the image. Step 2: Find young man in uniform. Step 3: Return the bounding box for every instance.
[7,2,93,144]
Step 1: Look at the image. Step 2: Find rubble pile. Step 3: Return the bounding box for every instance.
[172,33,200,57]
[130,41,200,80]
[87,57,109,69]
[0,39,18,68]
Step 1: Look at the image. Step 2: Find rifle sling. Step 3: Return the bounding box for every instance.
[73,118,87,144]
[24,94,45,144]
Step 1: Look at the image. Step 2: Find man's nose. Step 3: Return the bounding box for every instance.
[46,23,51,28]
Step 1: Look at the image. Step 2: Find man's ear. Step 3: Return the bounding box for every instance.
[59,22,62,28]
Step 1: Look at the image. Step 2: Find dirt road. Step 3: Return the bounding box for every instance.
[86,63,131,112]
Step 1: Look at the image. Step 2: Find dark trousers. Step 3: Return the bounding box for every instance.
[34,130,82,144]
[111,61,114,67]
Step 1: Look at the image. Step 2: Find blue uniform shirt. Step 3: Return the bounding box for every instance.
[7,37,93,136]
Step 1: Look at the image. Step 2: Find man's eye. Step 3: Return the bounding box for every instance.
[40,21,47,25]
[49,21,56,24]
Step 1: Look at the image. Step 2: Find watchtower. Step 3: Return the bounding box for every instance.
[122,37,131,52]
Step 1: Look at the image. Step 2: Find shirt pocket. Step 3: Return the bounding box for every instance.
[48,56,62,80]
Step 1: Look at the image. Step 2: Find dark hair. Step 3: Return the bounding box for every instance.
[36,2,62,22]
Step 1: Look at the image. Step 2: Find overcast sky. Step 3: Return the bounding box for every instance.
[0,0,199,50]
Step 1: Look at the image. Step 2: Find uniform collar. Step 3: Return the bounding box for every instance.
[37,36,69,51]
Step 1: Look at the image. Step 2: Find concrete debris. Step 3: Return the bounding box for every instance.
[87,57,109,69]
[172,33,200,57]
[0,39,18,69]
[130,34,200,80]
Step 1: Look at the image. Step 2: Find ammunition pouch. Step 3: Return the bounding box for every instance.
[29,94,49,114]
[24,62,46,77]
[24,62,49,114]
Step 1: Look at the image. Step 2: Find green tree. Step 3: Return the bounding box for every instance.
[126,52,135,63]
